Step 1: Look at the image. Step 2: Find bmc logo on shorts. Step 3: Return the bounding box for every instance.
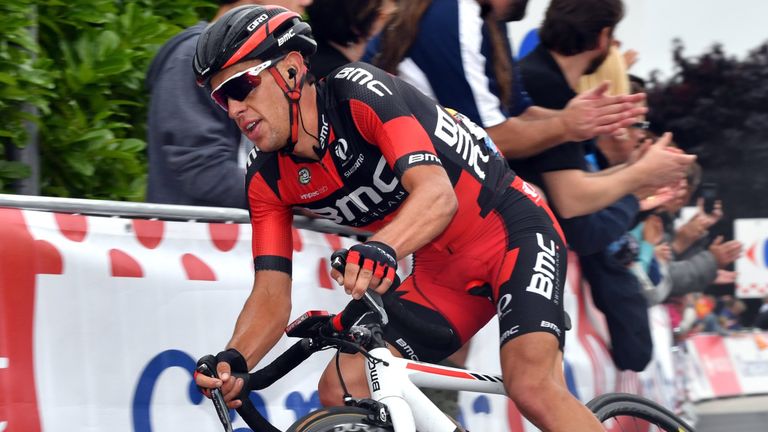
[526,233,558,301]
[540,320,561,337]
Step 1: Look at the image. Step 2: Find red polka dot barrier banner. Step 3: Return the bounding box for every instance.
[0,205,728,431]
[735,219,768,298]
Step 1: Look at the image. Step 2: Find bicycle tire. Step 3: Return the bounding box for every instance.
[587,393,695,432]
[287,406,394,432]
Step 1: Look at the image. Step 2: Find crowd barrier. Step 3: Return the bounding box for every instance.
[0,195,764,431]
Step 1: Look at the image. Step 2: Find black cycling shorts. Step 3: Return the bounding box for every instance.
[380,177,568,363]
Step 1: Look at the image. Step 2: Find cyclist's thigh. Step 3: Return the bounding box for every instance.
[495,228,567,350]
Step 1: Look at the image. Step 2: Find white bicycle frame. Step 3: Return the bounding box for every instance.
[365,347,507,432]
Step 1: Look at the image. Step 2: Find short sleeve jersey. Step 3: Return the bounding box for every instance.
[245,62,515,274]
[508,44,589,187]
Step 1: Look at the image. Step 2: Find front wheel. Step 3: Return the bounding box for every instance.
[287,406,394,432]
[587,393,695,432]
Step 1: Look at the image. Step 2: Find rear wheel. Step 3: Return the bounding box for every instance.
[287,406,394,432]
[587,393,695,432]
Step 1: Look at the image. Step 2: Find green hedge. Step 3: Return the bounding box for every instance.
[1,0,217,199]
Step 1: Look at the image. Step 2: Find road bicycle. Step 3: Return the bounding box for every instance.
[197,253,695,432]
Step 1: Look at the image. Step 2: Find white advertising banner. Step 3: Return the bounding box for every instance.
[0,206,679,432]
[734,218,768,298]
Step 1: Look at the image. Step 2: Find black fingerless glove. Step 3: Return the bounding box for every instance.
[215,348,248,374]
[347,240,398,281]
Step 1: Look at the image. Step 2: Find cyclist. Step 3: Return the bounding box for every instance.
[191,6,687,431]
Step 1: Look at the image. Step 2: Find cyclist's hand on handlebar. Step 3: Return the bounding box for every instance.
[332,241,398,300]
[195,349,248,409]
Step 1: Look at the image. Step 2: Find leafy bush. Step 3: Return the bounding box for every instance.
[1,0,217,199]
[0,2,54,192]
[647,40,768,232]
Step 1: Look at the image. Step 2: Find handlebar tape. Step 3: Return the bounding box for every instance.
[248,338,316,390]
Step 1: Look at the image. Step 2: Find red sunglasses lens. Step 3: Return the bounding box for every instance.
[212,73,262,110]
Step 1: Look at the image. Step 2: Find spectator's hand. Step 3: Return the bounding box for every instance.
[623,49,640,69]
[714,269,737,285]
[709,236,743,268]
[696,197,724,225]
[655,243,672,262]
[676,214,710,244]
[634,133,696,189]
[638,186,676,211]
[562,81,648,141]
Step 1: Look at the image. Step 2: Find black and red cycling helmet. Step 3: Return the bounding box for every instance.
[193,5,317,87]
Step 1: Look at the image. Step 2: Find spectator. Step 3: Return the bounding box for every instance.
[753,295,768,329]
[512,0,695,219]
[718,296,746,331]
[654,165,743,299]
[306,0,395,78]
[146,0,311,208]
[364,0,648,159]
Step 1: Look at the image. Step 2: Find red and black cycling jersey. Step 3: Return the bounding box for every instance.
[245,62,514,274]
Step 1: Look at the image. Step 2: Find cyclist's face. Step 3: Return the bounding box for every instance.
[210,60,291,153]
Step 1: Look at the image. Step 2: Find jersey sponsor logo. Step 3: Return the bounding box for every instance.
[246,13,268,31]
[434,106,489,180]
[334,67,393,97]
[299,185,328,201]
[246,146,259,168]
[298,167,311,185]
[343,154,365,177]
[540,320,562,337]
[520,180,541,203]
[526,233,558,302]
[496,293,512,320]
[334,138,349,161]
[407,152,442,166]
[318,114,329,149]
[310,156,403,224]
[277,28,295,46]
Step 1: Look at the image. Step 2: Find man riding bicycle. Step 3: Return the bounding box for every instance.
[191,5,684,431]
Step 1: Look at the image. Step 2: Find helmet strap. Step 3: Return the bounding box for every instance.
[268,66,306,154]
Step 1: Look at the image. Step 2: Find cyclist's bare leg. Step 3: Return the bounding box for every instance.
[317,344,403,406]
[501,332,603,432]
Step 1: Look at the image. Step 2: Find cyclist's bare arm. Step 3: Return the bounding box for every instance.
[371,164,457,258]
[490,83,647,159]
[195,270,292,408]
[336,164,457,300]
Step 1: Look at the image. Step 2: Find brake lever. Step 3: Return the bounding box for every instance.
[196,363,234,432]
[331,250,389,325]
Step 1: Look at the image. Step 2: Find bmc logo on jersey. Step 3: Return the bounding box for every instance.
[334,67,393,97]
[434,106,489,180]
[309,156,402,224]
[407,152,441,166]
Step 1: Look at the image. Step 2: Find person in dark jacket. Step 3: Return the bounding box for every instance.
[146,0,311,208]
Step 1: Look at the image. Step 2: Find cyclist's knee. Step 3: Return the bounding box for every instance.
[317,369,344,406]
[317,354,370,407]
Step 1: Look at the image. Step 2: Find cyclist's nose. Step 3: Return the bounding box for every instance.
[228,98,248,120]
